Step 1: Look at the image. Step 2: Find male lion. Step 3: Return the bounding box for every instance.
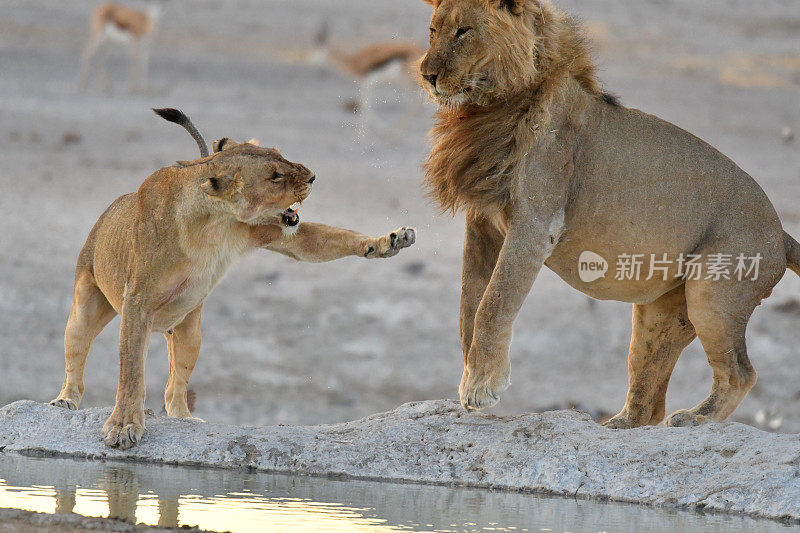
[50,108,416,448]
[418,0,800,428]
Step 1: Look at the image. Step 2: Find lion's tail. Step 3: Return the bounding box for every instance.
[784,231,800,277]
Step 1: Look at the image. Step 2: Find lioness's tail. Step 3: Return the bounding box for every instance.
[784,231,800,276]
[152,108,209,158]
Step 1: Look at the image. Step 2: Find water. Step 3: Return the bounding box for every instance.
[0,453,793,532]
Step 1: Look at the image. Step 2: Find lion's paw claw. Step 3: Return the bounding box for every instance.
[366,227,416,258]
[665,409,708,427]
[459,367,509,412]
[49,398,78,411]
[602,415,635,429]
[103,416,145,449]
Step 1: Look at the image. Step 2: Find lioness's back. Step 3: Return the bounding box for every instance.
[77,193,137,310]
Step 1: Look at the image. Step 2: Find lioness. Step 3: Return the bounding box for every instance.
[418,0,800,428]
[50,108,416,448]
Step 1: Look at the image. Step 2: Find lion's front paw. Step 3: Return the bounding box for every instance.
[103,411,145,449]
[458,364,510,412]
[49,398,78,411]
[665,409,709,427]
[602,414,636,429]
[364,227,416,258]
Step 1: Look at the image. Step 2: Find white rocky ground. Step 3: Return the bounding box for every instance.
[1,400,799,524]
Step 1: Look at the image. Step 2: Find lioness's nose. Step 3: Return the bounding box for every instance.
[423,73,438,87]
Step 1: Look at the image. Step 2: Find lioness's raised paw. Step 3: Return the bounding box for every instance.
[458,364,510,412]
[49,398,78,411]
[103,412,145,449]
[364,227,416,258]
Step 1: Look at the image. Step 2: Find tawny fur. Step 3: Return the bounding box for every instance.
[78,2,164,93]
[423,0,608,213]
[92,3,156,38]
[318,38,426,139]
[418,0,800,428]
[50,115,416,449]
[330,42,425,78]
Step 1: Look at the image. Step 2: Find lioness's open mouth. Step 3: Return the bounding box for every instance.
[282,201,301,226]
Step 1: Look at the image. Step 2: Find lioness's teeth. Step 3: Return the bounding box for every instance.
[289,202,301,211]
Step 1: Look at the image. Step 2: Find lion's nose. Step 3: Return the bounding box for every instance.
[423,73,438,88]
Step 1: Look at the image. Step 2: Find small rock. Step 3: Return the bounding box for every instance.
[60,131,82,147]
[123,130,142,142]
[402,261,426,276]
[342,99,359,113]
[782,126,795,144]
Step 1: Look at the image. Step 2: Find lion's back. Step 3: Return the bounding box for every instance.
[574,100,779,231]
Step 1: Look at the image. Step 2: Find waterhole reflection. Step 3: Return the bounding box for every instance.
[0,453,793,532]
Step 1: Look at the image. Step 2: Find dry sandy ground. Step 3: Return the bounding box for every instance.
[1,0,799,432]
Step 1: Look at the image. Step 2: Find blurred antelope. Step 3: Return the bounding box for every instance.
[78,1,167,93]
[312,24,425,140]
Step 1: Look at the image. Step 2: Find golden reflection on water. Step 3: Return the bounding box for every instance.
[0,454,791,533]
[0,479,414,532]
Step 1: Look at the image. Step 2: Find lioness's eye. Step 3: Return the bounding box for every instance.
[270,174,284,182]
[455,27,471,38]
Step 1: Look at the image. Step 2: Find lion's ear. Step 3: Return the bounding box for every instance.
[490,0,525,15]
[200,175,233,196]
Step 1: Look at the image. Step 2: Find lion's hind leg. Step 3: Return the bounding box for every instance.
[163,304,203,421]
[666,278,761,427]
[51,270,116,410]
[604,285,696,429]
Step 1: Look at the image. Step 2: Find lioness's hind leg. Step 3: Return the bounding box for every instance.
[164,304,203,420]
[604,285,696,429]
[666,280,758,427]
[51,271,116,410]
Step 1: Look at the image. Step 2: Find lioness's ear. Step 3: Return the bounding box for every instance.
[213,137,238,153]
[490,0,525,15]
[200,175,233,196]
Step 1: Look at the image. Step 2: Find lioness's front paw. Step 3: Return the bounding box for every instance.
[49,398,78,411]
[459,364,510,412]
[665,409,709,427]
[364,227,416,258]
[103,412,145,449]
